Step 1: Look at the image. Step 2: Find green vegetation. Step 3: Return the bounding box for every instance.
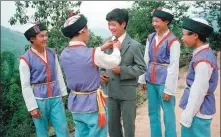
[1,26,28,58]
[0,1,220,136]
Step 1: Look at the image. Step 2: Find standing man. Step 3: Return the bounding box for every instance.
[179,17,218,137]
[60,13,121,137]
[100,8,146,137]
[138,7,180,137]
[19,23,70,137]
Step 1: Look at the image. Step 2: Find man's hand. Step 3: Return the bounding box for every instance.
[62,96,66,104]
[113,40,121,49]
[163,93,171,101]
[139,84,147,95]
[112,66,120,75]
[140,83,147,90]
[100,74,109,83]
[100,40,113,51]
[139,84,147,91]
[29,108,41,118]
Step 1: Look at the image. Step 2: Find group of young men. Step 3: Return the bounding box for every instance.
[19,7,218,137]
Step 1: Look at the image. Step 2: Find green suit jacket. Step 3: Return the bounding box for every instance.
[101,33,146,100]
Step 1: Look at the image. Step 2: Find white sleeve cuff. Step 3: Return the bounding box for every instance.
[163,90,175,96]
[180,111,194,128]
[180,119,191,128]
[60,88,68,96]
[94,47,121,69]
[28,106,38,112]
[138,73,146,84]
[22,89,39,112]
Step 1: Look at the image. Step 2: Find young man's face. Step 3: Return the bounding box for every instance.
[31,31,48,48]
[152,17,168,33]
[181,29,196,48]
[108,20,126,38]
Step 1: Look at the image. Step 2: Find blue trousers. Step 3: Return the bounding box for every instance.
[181,116,212,137]
[32,97,70,137]
[147,83,177,137]
[72,107,108,137]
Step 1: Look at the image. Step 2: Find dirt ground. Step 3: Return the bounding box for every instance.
[135,53,220,137]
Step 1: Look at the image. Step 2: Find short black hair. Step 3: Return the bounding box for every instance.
[106,8,129,29]
[187,31,207,43]
[71,25,88,38]
[159,18,171,25]
[70,32,80,38]
[198,34,207,43]
[29,34,38,43]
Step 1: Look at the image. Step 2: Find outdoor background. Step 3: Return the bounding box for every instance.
[1,1,220,137]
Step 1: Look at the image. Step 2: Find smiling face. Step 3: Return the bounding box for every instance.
[108,20,126,38]
[152,17,169,33]
[30,31,48,48]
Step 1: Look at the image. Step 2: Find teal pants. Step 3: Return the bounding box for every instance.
[181,117,212,137]
[32,97,70,137]
[147,83,177,137]
[72,107,108,137]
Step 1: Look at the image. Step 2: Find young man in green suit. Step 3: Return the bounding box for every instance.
[100,8,146,137]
